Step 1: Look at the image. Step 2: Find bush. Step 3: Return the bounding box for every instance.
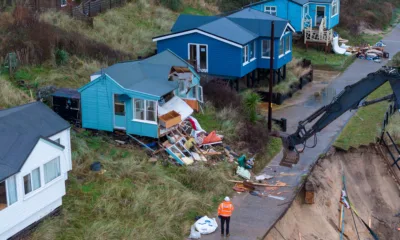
[55,49,69,66]
[201,79,241,109]
[242,90,261,123]
[159,0,182,11]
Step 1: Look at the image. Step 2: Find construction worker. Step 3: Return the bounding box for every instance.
[218,196,234,238]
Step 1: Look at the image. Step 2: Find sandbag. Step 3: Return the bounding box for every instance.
[195,216,218,235]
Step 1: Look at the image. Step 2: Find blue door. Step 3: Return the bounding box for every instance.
[114,94,126,130]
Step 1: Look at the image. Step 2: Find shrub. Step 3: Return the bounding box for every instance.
[242,90,261,123]
[159,0,182,11]
[55,49,69,66]
[201,79,241,109]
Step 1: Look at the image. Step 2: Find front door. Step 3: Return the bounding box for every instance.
[189,44,208,72]
[316,6,325,25]
[114,94,126,130]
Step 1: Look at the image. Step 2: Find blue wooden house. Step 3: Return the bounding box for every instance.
[249,0,340,32]
[78,50,202,138]
[153,8,295,88]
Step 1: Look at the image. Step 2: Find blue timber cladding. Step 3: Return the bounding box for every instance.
[251,0,339,32]
[157,33,242,77]
[79,75,159,138]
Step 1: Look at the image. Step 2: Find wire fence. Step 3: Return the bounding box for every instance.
[69,0,126,25]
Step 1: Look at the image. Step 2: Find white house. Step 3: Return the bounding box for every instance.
[0,101,72,239]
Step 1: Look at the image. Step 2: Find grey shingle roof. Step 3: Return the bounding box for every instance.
[0,102,70,182]
[156,8,292,45]
[92,50,194,97]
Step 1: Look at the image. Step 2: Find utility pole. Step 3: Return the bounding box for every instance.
[268,21,275,131]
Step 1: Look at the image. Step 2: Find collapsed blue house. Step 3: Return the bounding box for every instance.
[153,8,295,88]
[78,50,202,138]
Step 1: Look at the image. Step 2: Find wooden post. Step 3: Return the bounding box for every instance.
[235,78,239,92]
[282,64,287,80]
[251,70,255,88]
[88,1,91,17]
[277,68,281,84]
[246,74,250,88]
[109,0,111,9]
[257,69,260,84]
[268,21,275,131]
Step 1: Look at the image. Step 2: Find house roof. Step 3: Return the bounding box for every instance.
[154,8,294,46]
[0,102,70,182]
[91,50,196,97]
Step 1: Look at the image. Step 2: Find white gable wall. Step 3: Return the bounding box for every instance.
[0,128,71,239]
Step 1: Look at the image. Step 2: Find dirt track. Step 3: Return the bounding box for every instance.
[265,146,400,240]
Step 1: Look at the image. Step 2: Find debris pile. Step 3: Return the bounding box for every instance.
[339,39,389,63]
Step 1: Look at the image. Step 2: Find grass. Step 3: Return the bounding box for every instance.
[0,74,34,109]
[336,27,384,46]
[292,47,356,71]
[40,0,217,58]
[334,82,392,150]
[11,56,103,89]
[29,130,232,240]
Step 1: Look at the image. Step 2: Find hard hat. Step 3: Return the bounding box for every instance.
[224,196,230,202]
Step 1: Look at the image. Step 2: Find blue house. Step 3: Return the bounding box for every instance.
[78,50,202,139]
[153,8,295,87]
[249,0,340,33]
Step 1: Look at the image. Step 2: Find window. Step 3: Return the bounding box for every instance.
[332,0,338,16]
[1,176,18,210]
[134,99,145,120]
[61,0,67,7]
[133,99,157,122]
[250,41,256,60]
[285,35,291,53]
[262,40,271,58]
[243,45,249,64]
[114,94,125,116]
[23,168,41,195]
[178,80,185,94]
[146,101,156,122]
[44,157,61,184]
[264,6,277,16]
[279,38,284,56]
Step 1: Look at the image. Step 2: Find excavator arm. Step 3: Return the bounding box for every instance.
[281,66,400,165]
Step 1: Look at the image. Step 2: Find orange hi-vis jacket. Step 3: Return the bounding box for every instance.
[218,201,234,217]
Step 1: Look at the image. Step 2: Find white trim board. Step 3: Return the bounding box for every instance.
[153,29,244,48]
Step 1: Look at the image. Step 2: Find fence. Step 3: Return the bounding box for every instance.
[69,0,126,24]
[378,100,400,170]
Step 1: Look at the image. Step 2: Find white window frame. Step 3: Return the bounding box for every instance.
[23,167,42,196]
[285,34,291,54]
[0,176,18,210]
[197,86,203,103]
[331,0,338,17]
[279,37,284,58]
[243,45,249,65]
[44,157,61,185]
[264,6,277,16]
[250,41,256,62]
[187,43,209,72]
[261,39,271,59]
[132,99,158,124]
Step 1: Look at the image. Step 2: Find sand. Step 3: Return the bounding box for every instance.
[265,146,400,240]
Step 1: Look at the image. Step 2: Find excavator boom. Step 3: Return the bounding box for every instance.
[280,66,400,166]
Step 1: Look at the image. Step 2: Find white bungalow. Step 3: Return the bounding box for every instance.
[0,101,72,239]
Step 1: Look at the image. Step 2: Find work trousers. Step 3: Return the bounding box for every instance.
[220,216,230,235]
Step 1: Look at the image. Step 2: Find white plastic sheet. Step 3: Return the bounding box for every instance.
[195,216,218,235]
[188,224,201,239]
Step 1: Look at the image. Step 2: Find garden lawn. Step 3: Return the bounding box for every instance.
[334,82,392,150]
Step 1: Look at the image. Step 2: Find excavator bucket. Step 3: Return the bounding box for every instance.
[272,131,300,167]
[280,148,300,167]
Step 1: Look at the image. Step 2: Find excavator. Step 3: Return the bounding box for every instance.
[278,66,400,167]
